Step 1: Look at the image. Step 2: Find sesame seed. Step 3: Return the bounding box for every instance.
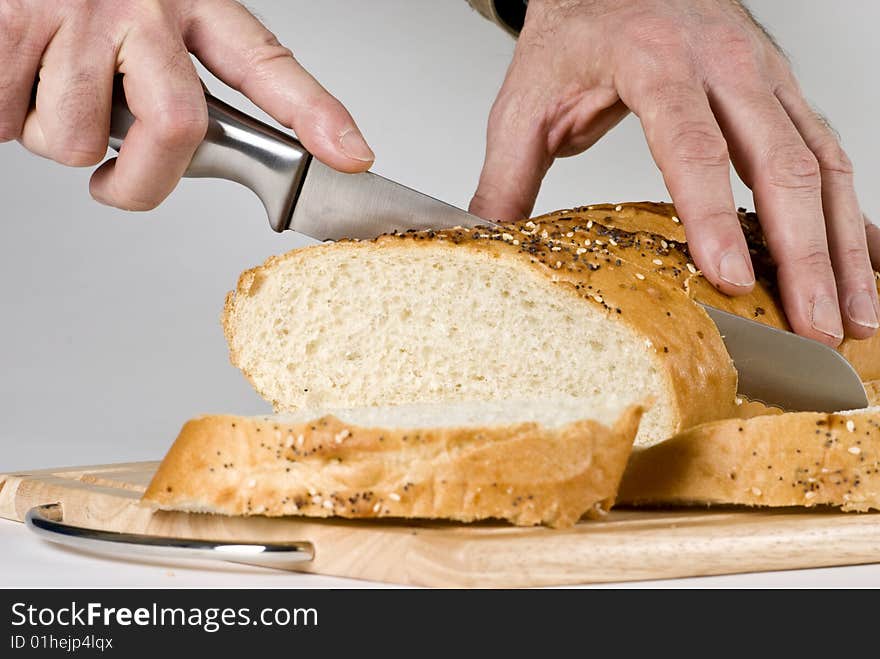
[593,239,604,246]
[584,239,591,246]
[751,487,762,496]
[587,206,594,211]
[661,240,668,249]
[593,294,604,303]
[805,491,816,500]
[501,232,513,241]
[586,220,593,229]
[372,503,381,513]
[849,446,862,455]
[296,434,305,447]
[541,230,549,239]
[322,500,334,510]
[512,239,520,246]
[609,239,618,246]
[735,397,743,406]
[635,273,646,280]
[576,248,587,255]
[388,492,401,502]
[846,420,856,433]
[285,435,295,448]
[671,215,680,223]
[652,258,663,266]
[566,231,574,238]
[311,495,322,505]
[686,263,697,274]
[525,221,536,229]
[555,261,562,268]
[614,205,623,212]
[307,486,317,496]
[551,246,562,252]
[334,429,350,444]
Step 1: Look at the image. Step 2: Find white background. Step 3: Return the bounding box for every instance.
[1,0,878,587]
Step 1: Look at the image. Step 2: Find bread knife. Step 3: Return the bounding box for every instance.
[107,82,498,240]
[700,304,868,413]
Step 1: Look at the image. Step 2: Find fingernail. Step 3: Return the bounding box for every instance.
[339,128,374,162]
[811,296,844,339]
[718,251,755,287]
[848,291,879,329]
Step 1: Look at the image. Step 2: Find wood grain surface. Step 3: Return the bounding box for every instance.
[2,462,879,587]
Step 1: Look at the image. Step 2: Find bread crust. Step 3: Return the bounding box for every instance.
[143,405,644,529]
[617,409,880,511]
[223,208,739,440]
[528,202,880,380]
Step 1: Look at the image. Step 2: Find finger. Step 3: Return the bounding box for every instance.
[19,16,116,166]
[183,0,372,172]
[89,27,208,211]
[0,7,47,142]
[711,85,842,345]
[469,89,552,221]
[625,79,754,296]
[865,215,880,272]
[776,87,878,338]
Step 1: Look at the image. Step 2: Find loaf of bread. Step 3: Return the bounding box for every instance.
[143,399,644,529]
[222,201,879,450]
[223,205,740,448]
[617,408,880,511]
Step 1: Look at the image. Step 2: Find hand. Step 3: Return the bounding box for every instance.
[0,0,374,211]
[470,0,877,346]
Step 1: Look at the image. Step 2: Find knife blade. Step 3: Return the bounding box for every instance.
[288,159,494,241]
[109,84,497,239]
[699,303,867,412]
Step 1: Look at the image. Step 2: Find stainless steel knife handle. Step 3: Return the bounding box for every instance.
[26,503,315,570]
[109,82,311,233]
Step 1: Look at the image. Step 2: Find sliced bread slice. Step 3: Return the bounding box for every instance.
[618,407,880,511]
[143,399,644,529]
[222,222,736,447]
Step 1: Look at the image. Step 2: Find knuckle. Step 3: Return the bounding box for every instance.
[813,138,854,177]
[626,17,687,56]
[667,122,729,168]
[838,244,871,270]
[791,245,832,272]
[151,101,208,149]
[239,34,294,88]
[764,142,820,190]
[704,26,761,74]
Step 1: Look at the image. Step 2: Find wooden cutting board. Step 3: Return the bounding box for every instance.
[2,461,879,587]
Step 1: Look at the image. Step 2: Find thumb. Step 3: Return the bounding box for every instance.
[469,93,551,222]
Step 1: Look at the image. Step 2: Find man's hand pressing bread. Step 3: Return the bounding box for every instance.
[0,0,373,211]
[470,0,878,346]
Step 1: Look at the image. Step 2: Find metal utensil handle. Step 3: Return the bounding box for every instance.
[26,503,314,569]
[108,79,312,233]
